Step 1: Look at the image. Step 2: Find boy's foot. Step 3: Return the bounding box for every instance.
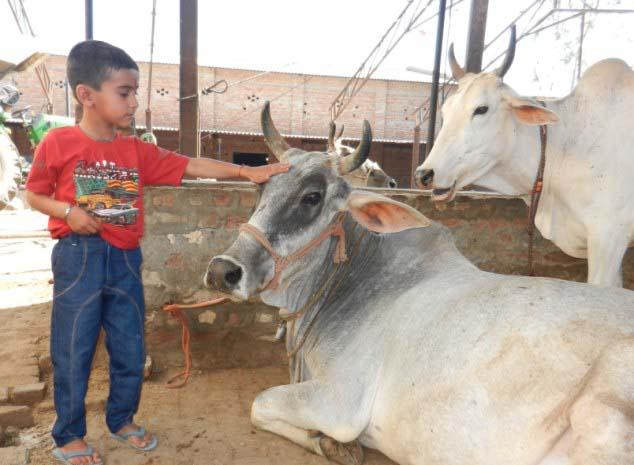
[113,423,157,450]
[54,439,102,465]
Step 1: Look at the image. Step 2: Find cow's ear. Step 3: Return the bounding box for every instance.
[505,96,559,125]
[345,191,431,233]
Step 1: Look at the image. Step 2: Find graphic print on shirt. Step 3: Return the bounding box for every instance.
[73,160,139,225]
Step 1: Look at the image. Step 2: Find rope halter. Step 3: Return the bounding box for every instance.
[238,212,348,291]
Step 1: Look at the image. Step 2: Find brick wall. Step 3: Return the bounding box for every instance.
[6,55,438,141]
[5,55,442,187]
[142,182,634,323]
[139,182,634,369]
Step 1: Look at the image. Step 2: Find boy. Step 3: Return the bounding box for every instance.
[25,40,288,465]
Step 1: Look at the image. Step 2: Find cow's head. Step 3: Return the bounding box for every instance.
[328,122,397,188]
[414,26,558,201]
[205,102,429,303]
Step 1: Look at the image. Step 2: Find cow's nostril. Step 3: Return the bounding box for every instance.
[388,179,397,188]
[225,267,242,285]
[207,257,243,291]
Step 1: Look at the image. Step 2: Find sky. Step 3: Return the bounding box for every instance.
[2,0,633,97]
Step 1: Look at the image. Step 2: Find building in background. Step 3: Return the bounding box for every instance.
[5,55,452,187]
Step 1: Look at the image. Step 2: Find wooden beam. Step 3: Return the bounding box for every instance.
[465,0,489,73]
[179,0,199,157]
[411,124,421,188]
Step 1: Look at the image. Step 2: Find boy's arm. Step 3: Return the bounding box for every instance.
[25,191,101,234]
[184,158,290,184]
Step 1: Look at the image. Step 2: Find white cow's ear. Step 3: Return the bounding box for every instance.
[505,96,559,125]
[345,191,431,233]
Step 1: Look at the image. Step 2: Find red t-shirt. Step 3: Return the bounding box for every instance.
[26,126,189,249]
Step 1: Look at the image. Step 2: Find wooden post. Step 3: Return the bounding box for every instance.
[465,0,489,73]
[179,0,199,157]
[411,121,421,188]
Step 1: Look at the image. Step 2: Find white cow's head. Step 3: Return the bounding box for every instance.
[328,123,397,188]
[415,27,558,201]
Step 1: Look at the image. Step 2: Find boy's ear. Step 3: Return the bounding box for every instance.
[75,84,95,107]
[344,190,431,233]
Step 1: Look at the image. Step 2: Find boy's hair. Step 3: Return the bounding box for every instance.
[67,40,138,99]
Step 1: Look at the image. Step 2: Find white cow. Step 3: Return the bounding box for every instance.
[205,102,634,465]
[415,29,634,288]
[328,122,397,188]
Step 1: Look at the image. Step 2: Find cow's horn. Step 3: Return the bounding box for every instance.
[339,120,372,175]
[448,43,466,81]
[494,25,516,78]
[261,101,291,161]
[336,124,345,140]
[328,121,337,153]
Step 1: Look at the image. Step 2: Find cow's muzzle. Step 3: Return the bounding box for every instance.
[205,256,243,292]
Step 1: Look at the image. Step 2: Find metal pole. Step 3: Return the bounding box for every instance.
[65,81,71,117]
[465,0,489,73]
[576,13,585,80]
[424,0,447,160]
[179,0,199,157]
[85,0,93,40]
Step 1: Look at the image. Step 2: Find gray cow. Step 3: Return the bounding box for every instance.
[206,102,634,465]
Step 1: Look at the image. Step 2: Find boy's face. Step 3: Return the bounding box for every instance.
[79,68,140,128]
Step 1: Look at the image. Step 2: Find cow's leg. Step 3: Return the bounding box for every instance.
[586,231,629,287]
[567,337,634,465]
[251,380,369,465]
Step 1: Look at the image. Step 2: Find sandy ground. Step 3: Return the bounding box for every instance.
[1,210,396,465]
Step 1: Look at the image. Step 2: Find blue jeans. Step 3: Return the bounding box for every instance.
[50,233,146,447]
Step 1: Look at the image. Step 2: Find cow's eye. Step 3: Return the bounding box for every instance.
[473,105,489,116]
[301,192,322,206]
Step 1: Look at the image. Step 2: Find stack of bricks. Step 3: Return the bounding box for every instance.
[0,353,48,452]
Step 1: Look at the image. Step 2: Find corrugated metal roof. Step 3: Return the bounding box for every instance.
[139,124,415,144]
[3,119,415,144]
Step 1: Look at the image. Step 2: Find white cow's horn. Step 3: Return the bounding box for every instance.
[336,124,345,140]
[494,25,516,78]
[448,43,466,81]
[338,120,372,175]
[328,121,337,153]
[261,101,291,162]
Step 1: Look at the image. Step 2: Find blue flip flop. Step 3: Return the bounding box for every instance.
[52,445,102,464]
[110,426,158,452]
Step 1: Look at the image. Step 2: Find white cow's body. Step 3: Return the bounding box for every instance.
[418,59,634,287]
[531,60,634,265]
[254,222,634,465]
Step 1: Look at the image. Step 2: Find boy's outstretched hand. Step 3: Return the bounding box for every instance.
[240,163,290,184]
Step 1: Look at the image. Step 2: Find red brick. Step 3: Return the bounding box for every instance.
[165,253,185,269]
[213,193,232,207]
[0,405,33,428]
[12,383,46,405]
[225,216,246,230]
[240,191,257,208]
[198,212,219,228]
